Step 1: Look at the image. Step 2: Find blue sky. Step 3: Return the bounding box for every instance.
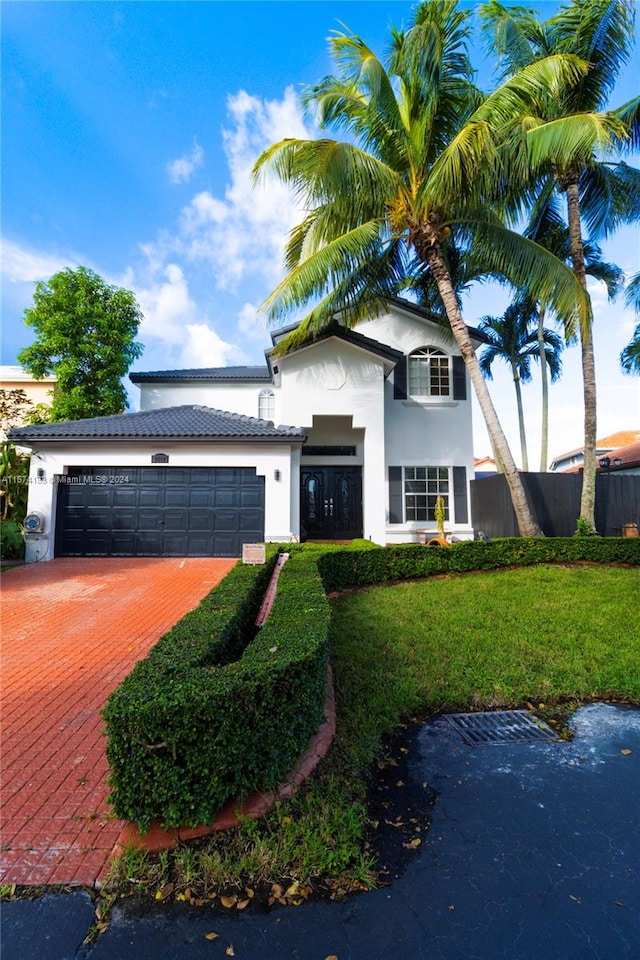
[2,0,638,464]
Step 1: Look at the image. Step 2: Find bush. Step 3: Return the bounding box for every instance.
[0,520,24,560]
[104,535,637,832]
[317,537,640,592]
[103,548,330,830]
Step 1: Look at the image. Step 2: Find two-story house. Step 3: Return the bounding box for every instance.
[10,298,481,561]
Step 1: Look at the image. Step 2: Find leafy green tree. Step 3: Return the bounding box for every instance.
[18,266,144,422]
[254,1,591,537]
[479,300,563,471]
[481,0,639,526]
[620,272,640,374]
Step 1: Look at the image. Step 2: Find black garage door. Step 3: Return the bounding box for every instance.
[55,467,265,557]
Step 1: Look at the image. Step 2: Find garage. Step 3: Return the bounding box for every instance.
[55,466,265,558]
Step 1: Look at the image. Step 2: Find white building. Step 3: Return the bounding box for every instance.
[10,298,480,561]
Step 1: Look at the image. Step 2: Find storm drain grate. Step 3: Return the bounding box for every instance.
[444,710,559,746]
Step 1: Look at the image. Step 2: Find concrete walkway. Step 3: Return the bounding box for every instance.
[0,557,236,887]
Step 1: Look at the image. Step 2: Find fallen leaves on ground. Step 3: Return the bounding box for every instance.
[403,837,422,850]
[268,881,313,907]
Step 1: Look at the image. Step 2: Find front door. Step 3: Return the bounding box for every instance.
[300,466,363,540]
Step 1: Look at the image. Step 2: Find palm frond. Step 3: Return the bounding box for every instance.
[546,0,636,110]
[480,0,549,77]
[577,160,640,238]
[424,54,589,207]
[625,272,640,314]
[455,218,592,339]
[620,321,640,374]
[614,95,640,150]
[260,219,388,323]
[526,112,630,170]
[268,239,409,356]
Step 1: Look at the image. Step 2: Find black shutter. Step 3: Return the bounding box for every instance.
[394,357,407,399]
[388,466,403,523]
[453,466,468,523]
[452,356,466,400]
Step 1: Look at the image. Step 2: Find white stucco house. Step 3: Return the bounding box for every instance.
[9,298,482,561]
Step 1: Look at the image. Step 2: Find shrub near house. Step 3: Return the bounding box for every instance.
[103,537,639,831]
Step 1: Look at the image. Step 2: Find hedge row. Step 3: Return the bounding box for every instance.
[104,535,638,831]
[317,537,640,592]
[103,548,330,830]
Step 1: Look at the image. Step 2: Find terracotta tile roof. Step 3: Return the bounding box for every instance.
[597,439,640,470]
[553,430,640,463]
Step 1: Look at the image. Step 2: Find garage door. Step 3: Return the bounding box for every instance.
[55,466,265,557]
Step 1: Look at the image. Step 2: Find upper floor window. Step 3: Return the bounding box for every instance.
[258,388,275,421]
[408,347,450,397]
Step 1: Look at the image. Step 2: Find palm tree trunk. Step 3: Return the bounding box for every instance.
[537,304,549,471]
[566,179,596,530]
[423,242,542,536]
[511,361,528,471]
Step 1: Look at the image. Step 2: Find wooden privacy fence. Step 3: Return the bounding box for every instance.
[470,472,640,538]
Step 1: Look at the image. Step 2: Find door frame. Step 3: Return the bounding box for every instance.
[300,465,363,540]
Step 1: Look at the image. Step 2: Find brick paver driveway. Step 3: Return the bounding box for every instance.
[0,557,236,888]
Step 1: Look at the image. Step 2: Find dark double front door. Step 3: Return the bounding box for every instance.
[300,466,363,540]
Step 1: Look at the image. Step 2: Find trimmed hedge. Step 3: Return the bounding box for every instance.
[317,537,640,592]
[103,548,330,830]
[104,535,638,831]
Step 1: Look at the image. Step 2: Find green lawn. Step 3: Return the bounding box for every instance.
[109,563,639,900]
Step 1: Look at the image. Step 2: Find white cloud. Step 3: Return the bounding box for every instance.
[167,142,204,184]
[123,259,244,369]
[176,86,314,292]
[119,85,315,369]
[180,323,240,368]
[0,237,75,283]
[135,263,195,344]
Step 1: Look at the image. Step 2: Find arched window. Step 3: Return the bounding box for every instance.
[408,347,450,397]
[258,388,275,420]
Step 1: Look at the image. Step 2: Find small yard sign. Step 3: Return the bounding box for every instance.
[242,543,266,565]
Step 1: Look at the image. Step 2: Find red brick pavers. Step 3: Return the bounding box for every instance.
[0,557,236,888]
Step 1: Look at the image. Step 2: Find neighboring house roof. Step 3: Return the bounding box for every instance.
[551,430,640,468]
[7,405,306,443]
[597,439,640,471]
[0,365,57,384]
[130,365,271,384]
[474,456,498,470]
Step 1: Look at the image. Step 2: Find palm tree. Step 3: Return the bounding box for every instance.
[524,205,624,468]
[620,272,640,374]
[254,1,591,537]
[481,0,640,526]
[479,301,563,471]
